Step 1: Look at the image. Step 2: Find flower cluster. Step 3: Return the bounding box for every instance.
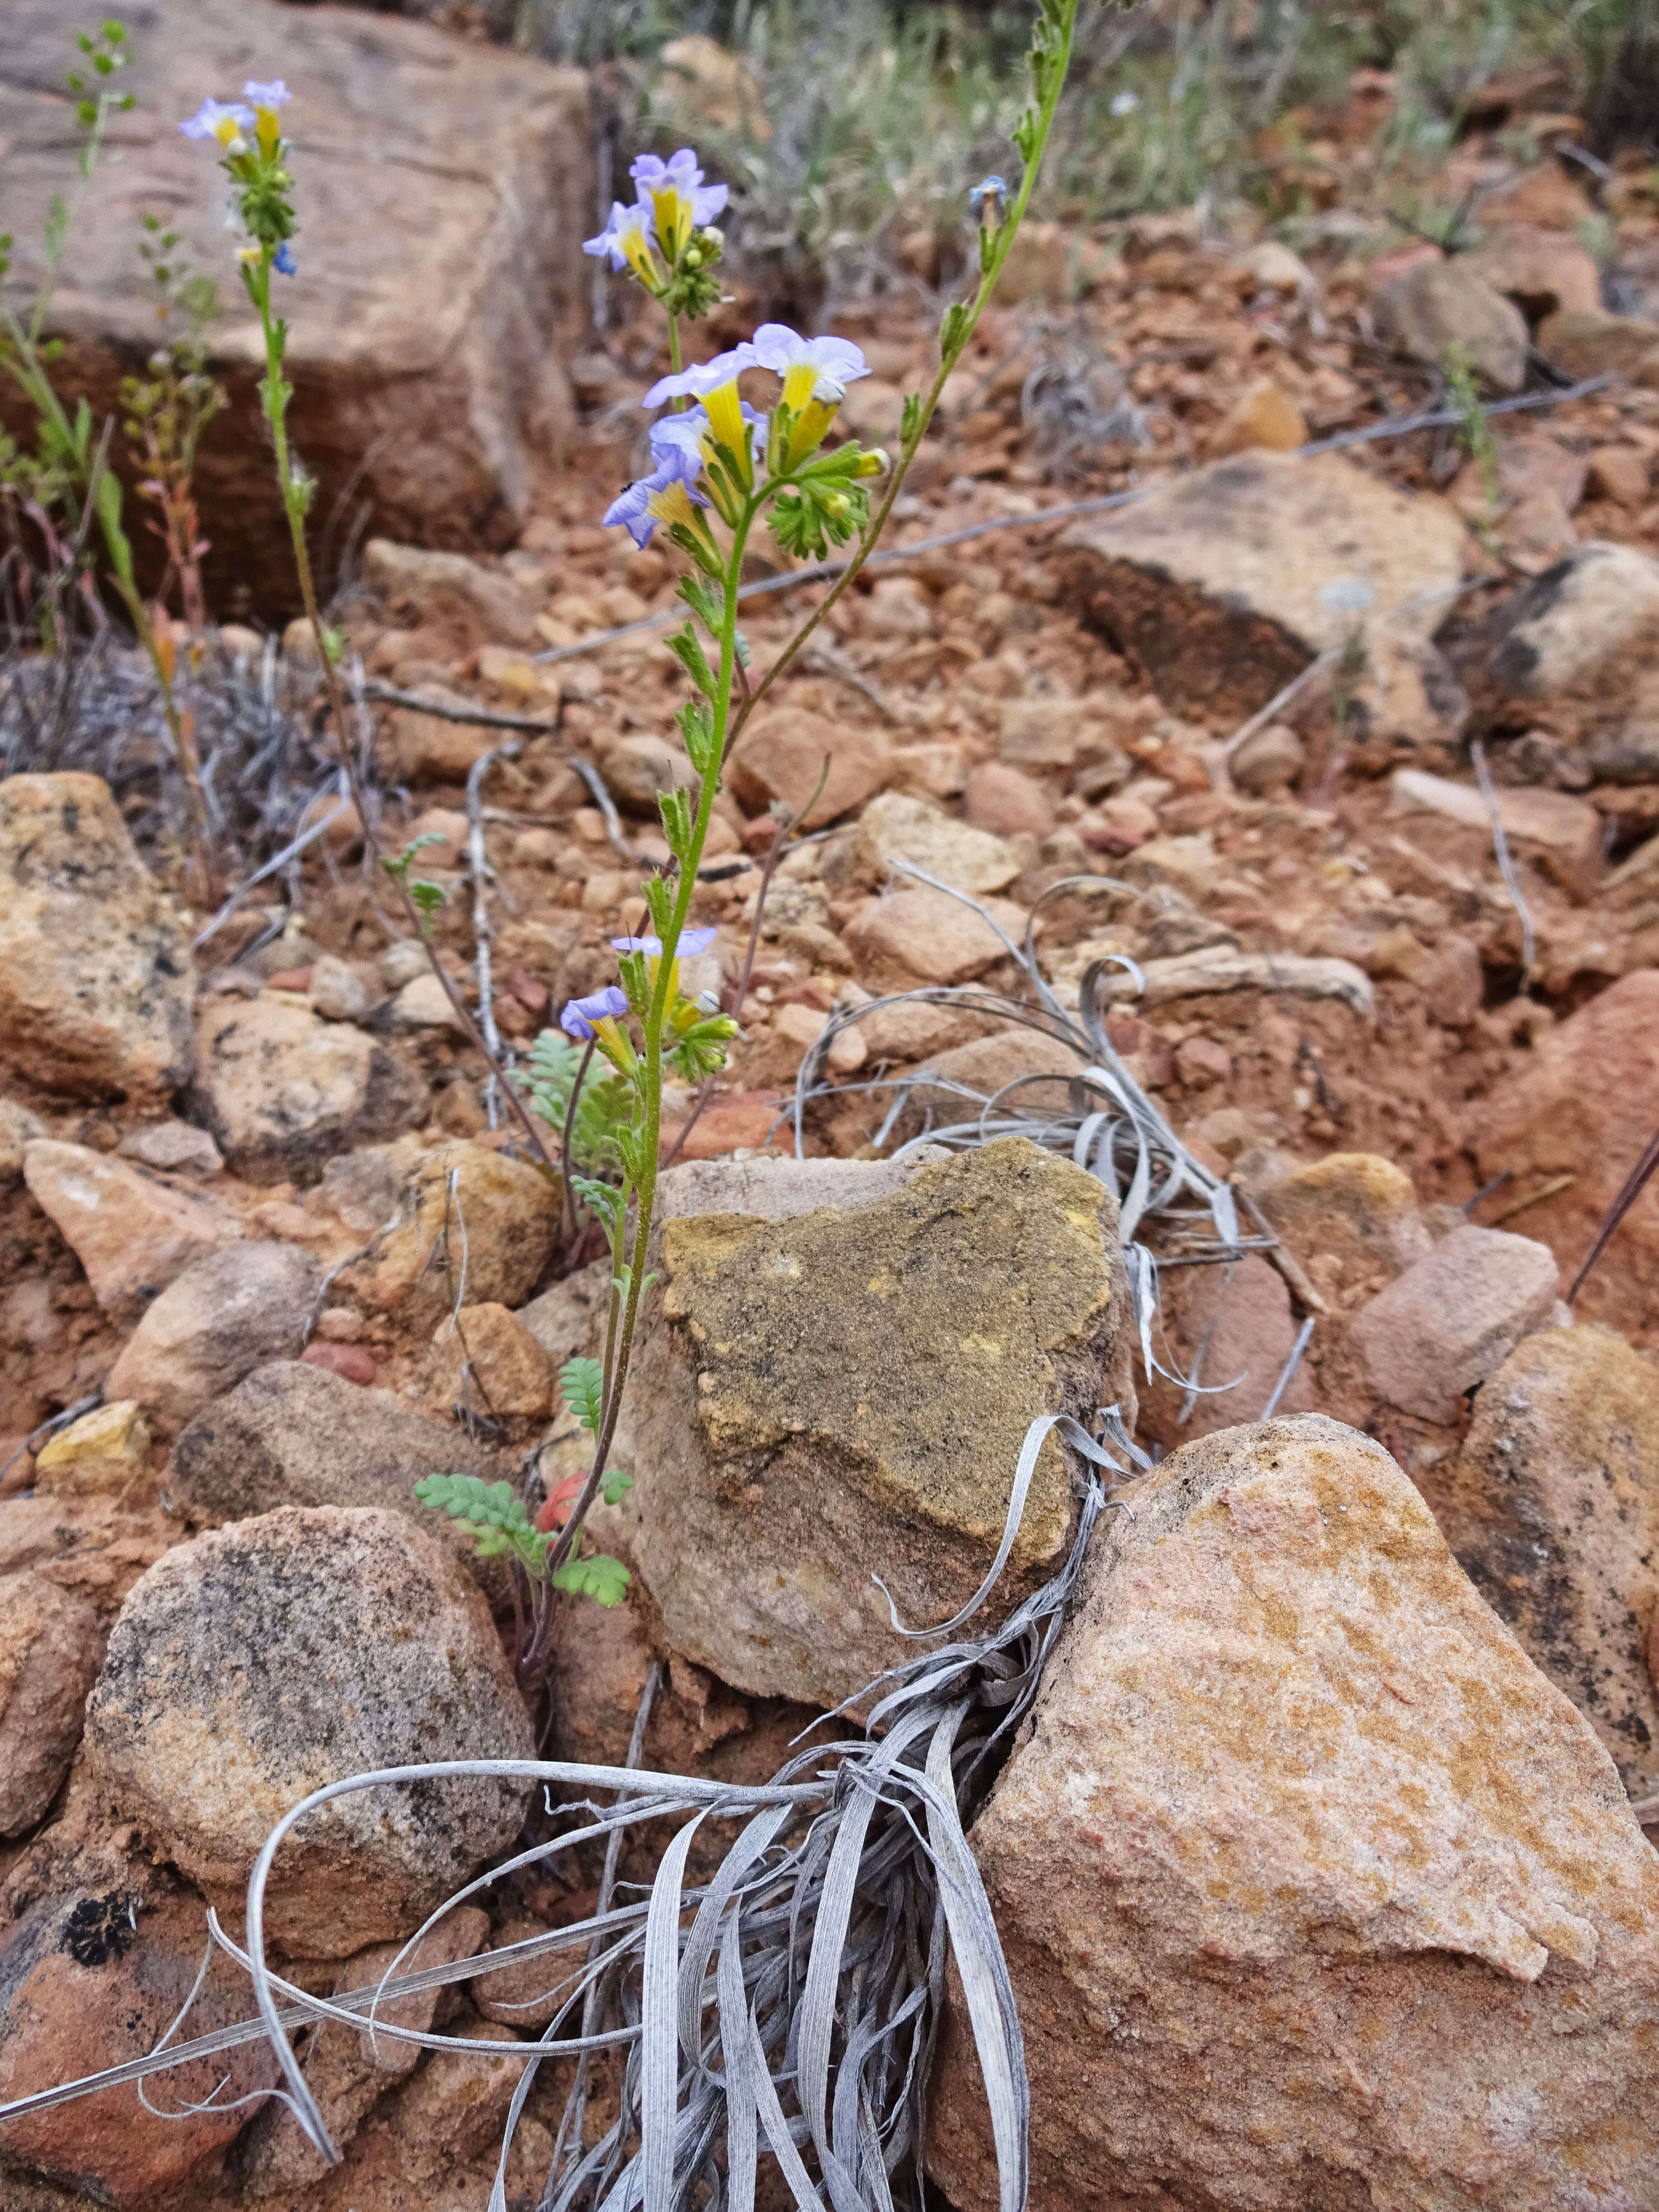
[180,80,296,277]
[603,320,886,567]
[561,929,734,1091]
[584,148,728,321]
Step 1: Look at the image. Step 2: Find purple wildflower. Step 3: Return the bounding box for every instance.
[561,986,630,1041]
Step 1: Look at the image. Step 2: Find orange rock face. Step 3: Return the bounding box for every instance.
[930,1415,1659,2212]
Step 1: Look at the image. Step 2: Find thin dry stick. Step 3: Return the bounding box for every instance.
[465,741,520,1131]
[1568,1125,1659,1304]
[1470,736,1537,980]
[567,754,640,865]
[361,679,562,736]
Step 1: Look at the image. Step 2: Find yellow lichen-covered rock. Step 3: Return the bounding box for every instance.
[33,1402,152,1497]
[930,1413,1659,2212]
[611,1137,1136,1709]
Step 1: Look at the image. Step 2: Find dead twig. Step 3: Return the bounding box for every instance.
[1569,1129,1659,1305]
[1486,1172,1575,1228]
[1470,735,1537,980]
[567,753,640,867]
[361,679,562,736]
[464,741,520,1131]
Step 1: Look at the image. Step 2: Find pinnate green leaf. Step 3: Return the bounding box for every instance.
[560,1355,605,1437]
[551,1552,632,1607]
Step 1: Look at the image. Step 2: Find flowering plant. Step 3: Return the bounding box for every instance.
[176,0,1078,1645]
[516,0,1080,1651]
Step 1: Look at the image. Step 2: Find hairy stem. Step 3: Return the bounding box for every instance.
[540,498,758,1592]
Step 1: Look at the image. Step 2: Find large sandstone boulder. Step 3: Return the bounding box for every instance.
[1449,538,1659,745]
[0,1875,277,2206]
[1422,1325,1659,1801]
[1059,451,1467,722]
[0,774,193,1105]
[930,1415,1659,2212]
[0,0,590,602]
[1476,968,1659,1336]
[610,1138,1137,1709]
[104,1242,324,1435]
[84,1506,534,1953]
[191,996,426,1184]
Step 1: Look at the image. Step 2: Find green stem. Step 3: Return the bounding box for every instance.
[28,87,118,346]
[544,492,758,1583]
[734,0,1077,736]
[534,0,1081,1610]
[2,309,212,889]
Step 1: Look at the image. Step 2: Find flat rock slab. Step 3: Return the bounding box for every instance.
[1059,450,1467,723]
[85,1504,533,1954]
[612,1137,1137,1710]
[0,0,591,600]
[930,1415,1659,2212]
[0,773,192,1106]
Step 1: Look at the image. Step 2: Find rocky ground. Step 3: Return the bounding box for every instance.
[8,27,1659,2212]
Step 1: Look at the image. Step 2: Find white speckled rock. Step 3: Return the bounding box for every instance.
[84,1506,533,1954]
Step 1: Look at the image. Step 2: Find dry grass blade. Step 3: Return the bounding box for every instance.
[1568,1123,1659,1305]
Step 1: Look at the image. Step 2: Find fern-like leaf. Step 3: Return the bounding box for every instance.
[414,1472,548,1577]
[560,1356,605,1437]
[550,1552,632,1607]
